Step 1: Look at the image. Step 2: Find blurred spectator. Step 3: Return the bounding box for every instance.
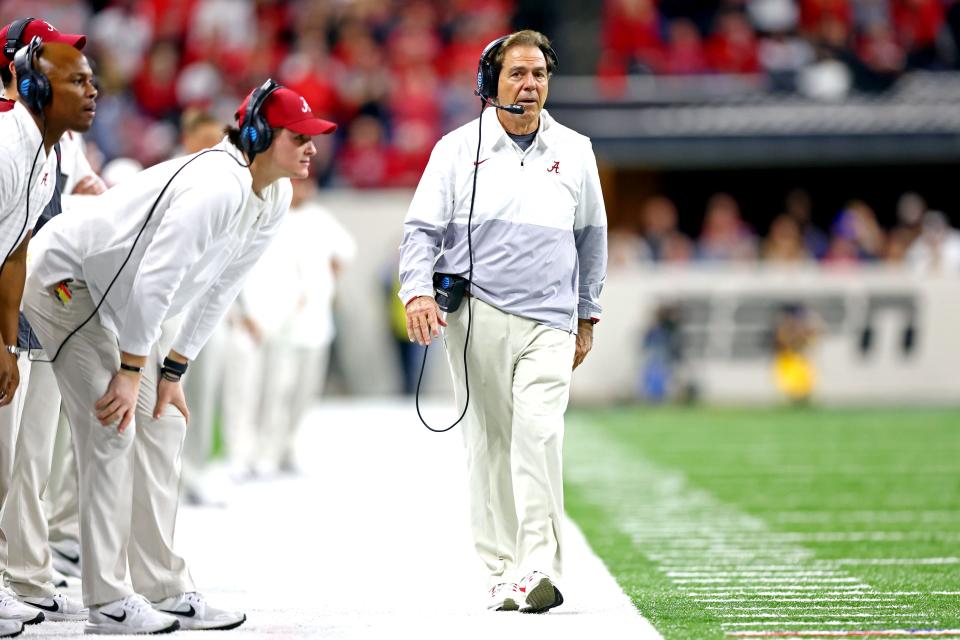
[832,199,886,260]
[609,229,651,267]
[707,11,761,73]
[640,304,686,402]
[905,210,960,272]
[131,40,181,120]
[893,0,944,69]
[337,114,399,188]
[640,196,695,263]
[762,214,814,263]
[772,304,820,404]
[179,107,224,154]
[784,188,829,259]
[664,19,710,75]
[599,0,665,76]
[697,193,759,262]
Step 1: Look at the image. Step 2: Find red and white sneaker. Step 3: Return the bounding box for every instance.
[518,571,563,613]
[486,583,521,611]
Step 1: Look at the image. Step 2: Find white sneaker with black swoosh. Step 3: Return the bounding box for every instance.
[0,619,22,638]
[20,592,88,621]
[50,540,82,579]
[0,588,43,625]
[86,594,179,635]
[152,592,246,631]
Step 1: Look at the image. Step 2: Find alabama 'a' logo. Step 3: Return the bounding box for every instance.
[547,161,560,174]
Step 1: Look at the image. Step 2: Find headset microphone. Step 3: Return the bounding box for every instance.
[485,97,524,115]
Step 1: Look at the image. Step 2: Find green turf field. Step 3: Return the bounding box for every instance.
[564,407,960,640]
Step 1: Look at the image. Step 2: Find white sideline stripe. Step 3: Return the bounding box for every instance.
[169,401,666,640]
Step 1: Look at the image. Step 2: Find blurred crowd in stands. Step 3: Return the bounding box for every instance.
[609,189,960,271]
[0,0,516,186]
[600,0,960,95]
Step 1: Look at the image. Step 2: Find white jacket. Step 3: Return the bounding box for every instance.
[0,101,57,257]
[28,138,292,359]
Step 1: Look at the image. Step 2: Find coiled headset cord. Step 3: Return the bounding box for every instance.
[415,103,487,433]
[26,148,250,364]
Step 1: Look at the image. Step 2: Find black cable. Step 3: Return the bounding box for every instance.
[28,148,250,364]
[0,120,46,280]
[415,100,486,433]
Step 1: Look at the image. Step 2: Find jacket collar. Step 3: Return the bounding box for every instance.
[481,107,555,156]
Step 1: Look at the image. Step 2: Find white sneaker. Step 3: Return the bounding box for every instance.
[518,570,564,613]
[21,592,88,621]
[0,588,43,625]
[486,583,521,611]
[152,592,245,631]
[86,594,179,635]
[50,540,82,579]
[51,568,70,589]
[0,619,22,637]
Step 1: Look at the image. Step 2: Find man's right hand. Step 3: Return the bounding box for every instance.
[95,370,141,433]
[405,296,447,346]
[0,352,19,407]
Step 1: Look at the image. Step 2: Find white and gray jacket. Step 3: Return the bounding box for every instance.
[399,108,607,333]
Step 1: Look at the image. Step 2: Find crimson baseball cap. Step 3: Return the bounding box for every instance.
[235,86,337,136]
[1,18,86,61]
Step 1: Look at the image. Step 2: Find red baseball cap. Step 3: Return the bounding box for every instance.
[235,85,337,136]
[1,18,87,61]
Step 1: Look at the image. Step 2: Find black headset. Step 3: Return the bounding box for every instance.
[238,78,281,162]
[475,34,559,102]
[3,16,35,59]
[13,35,51,116]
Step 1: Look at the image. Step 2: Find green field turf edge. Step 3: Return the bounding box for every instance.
[564,406,960,640]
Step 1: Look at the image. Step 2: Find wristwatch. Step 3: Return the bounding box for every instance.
[4,345,19,359]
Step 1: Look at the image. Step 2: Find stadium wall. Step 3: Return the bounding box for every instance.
[319,190,960,405]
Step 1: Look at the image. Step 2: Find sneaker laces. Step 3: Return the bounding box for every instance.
[118,594,152,615]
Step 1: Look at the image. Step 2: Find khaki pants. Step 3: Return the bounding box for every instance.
[1,356,72,597]
[443,298,575,587]
[45,411,80,552]
[22,275,194,607]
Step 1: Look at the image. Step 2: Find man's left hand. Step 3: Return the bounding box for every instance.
[573,319,594,370]
[153,377,190,423]
[71,175,107,195]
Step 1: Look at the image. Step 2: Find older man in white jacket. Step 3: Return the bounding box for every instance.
[22,80,335,635]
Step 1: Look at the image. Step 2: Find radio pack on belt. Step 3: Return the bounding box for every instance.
[433,272,468,313]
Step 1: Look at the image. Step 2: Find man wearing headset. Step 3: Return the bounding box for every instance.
[22,82,336,634]
[399,29,607,613]
[0,18,103,626]
[0,37,95,409]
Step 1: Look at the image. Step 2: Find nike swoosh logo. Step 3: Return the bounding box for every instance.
[29,601,59,613]
[54,549,79,564]
[474,159,488,166]
[102,611,126,623]
[160,605,196,617]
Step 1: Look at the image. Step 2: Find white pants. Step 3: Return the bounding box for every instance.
[443,298,575,587]
[221,325,263,472]
[181,323,227,491]
[259,342,328,470]
[45,410,80,550]
[1,355,75,597]
[23,276,194,607]
[0,357,33,508]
